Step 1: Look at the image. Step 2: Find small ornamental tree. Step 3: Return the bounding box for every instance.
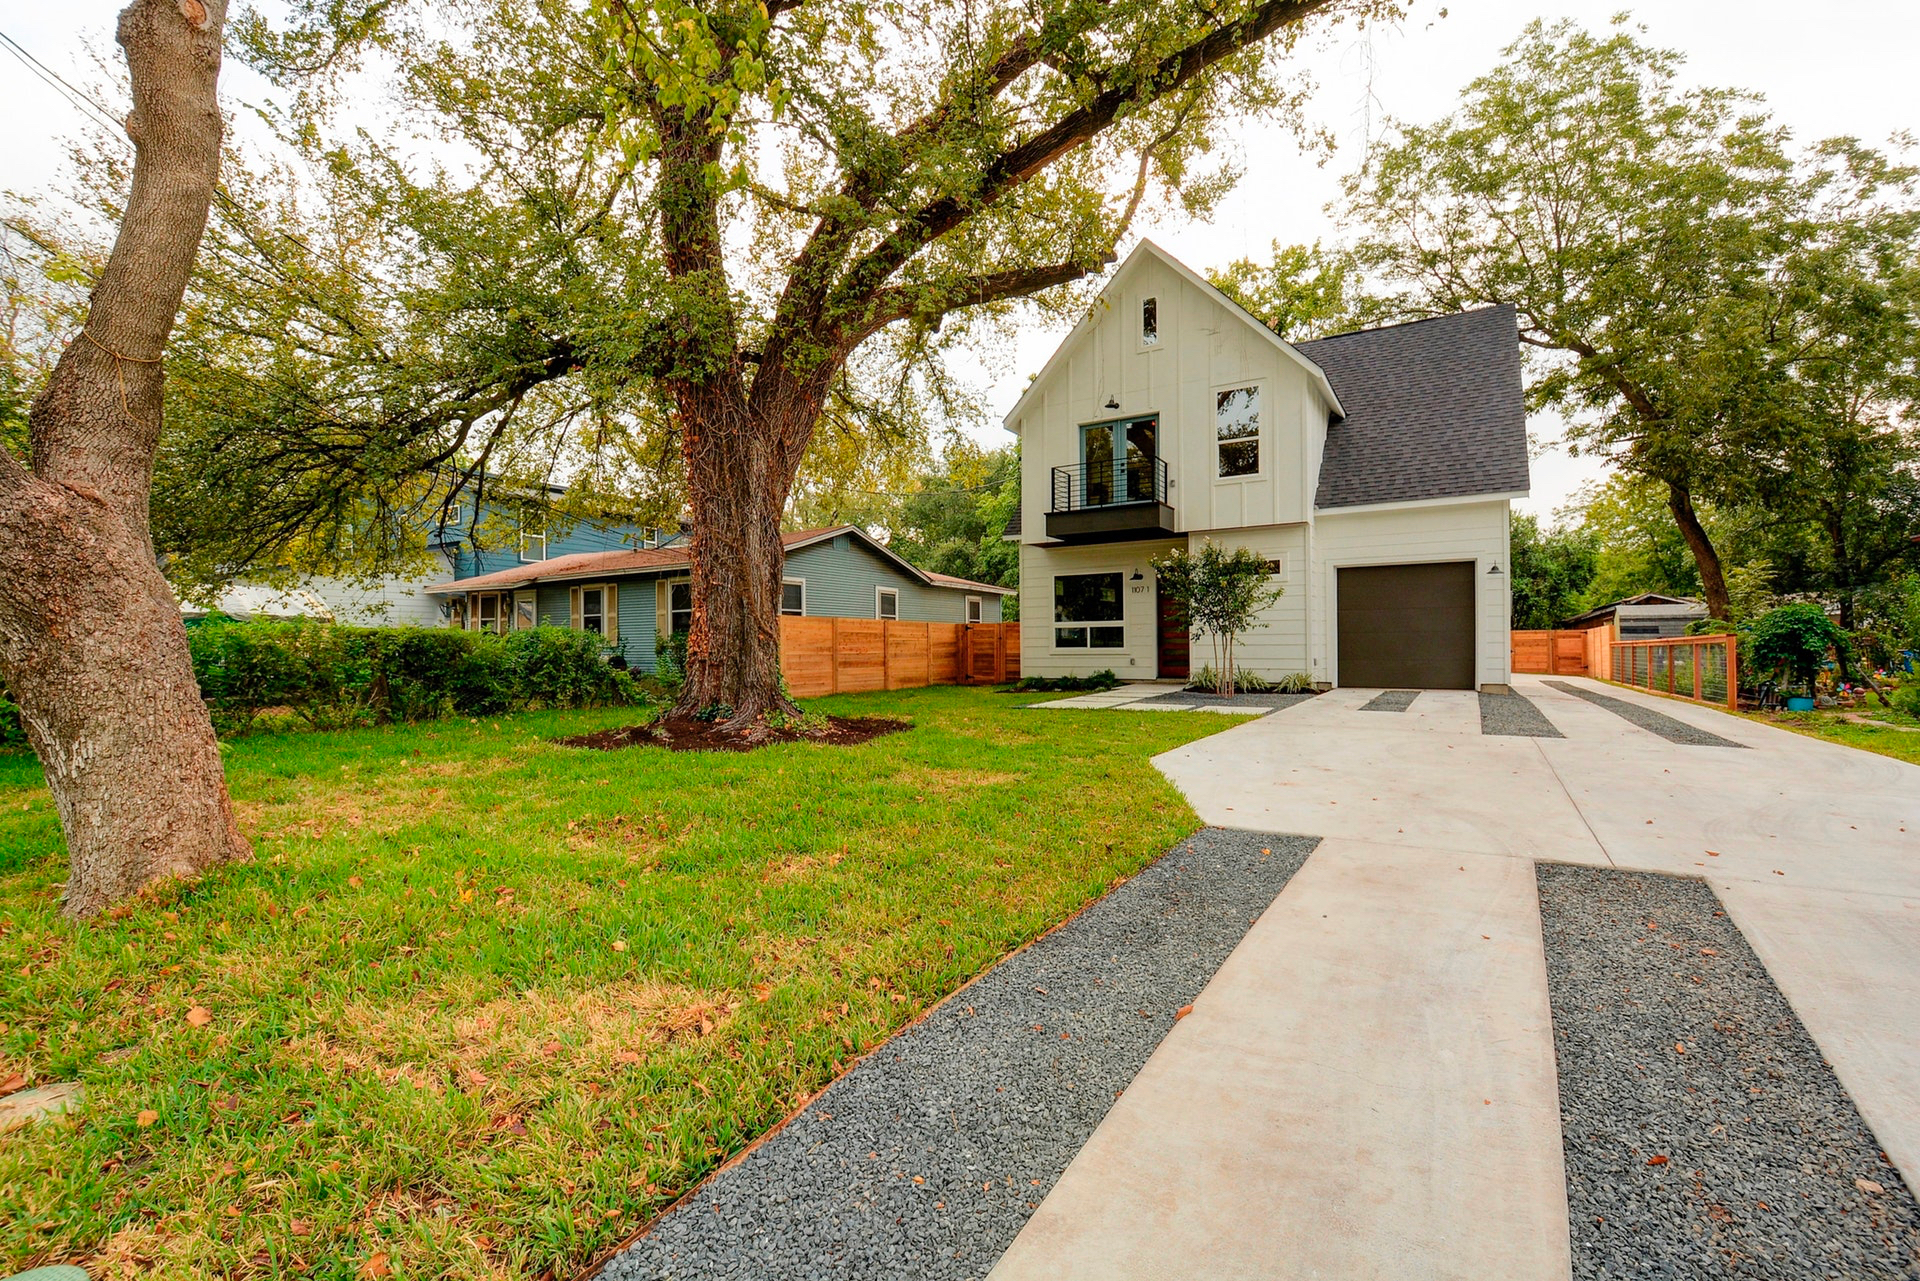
[1152,542,1284,696]
[1747,602,1848,697]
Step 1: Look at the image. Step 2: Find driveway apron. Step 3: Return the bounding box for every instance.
[992,675,1920,1279]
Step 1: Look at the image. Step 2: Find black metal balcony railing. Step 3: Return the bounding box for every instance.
[1050,456,1169,512]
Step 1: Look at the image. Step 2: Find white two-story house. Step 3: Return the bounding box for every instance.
[1006,241,1530,691]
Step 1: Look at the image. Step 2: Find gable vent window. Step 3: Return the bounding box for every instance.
[1141,297,1159,347]
[1216,384,1261,478]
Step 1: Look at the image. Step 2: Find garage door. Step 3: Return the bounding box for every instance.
[1336,562,1476,689]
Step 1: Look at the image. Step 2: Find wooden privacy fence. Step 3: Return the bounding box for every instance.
[1510,628,1600,676]
[1608,634,1738,711]
[779,618,1020,699]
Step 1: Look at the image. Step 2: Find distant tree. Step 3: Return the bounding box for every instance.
[1508,513,1597,628]
[881,443,1020,601]
[1152,542,1283,696]
[1559,475,1751,611]
[1344,17,1817,620]
[1206,241,1371,339]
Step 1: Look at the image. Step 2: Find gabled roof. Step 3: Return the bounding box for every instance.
[1001,239,1344,430]
[1560,593,1708,628]
[1299,305,1530,510]
[426,524,1013,595]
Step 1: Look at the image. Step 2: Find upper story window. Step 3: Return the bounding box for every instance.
[1216,385,1261,478]
[1140,297,1159,347]
[519,513,548,561]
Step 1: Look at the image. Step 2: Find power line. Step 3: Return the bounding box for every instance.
[0,28,129,141]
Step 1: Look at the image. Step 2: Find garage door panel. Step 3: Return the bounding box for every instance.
[1336,563,1475,689]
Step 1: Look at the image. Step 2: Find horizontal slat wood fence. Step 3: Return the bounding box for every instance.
[1608,634,1738,711]
[779,618,1019,699]
[1510,628,1598,676]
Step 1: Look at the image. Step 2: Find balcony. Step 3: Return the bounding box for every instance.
[1046,457,1177,543]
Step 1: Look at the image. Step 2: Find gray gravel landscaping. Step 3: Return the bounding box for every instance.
[1479,690,1564,738]
[1544,680,1748,748]
[597,828,1317,1281]
[1537,864,1920,1279]
[1134,690,1317,711]
[1359,689,1420,712]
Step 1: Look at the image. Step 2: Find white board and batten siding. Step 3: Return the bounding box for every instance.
[1017,539,1180,680]
[1312,499,1513,689]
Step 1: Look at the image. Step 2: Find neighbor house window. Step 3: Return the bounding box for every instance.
[1054,573,1124,648]
[1216,384,1261,478]
[513,589,538,630]
[520,516,547,562]
[473,592,505,635]
[570,583,618,642]
[447,597,467,630]
[1141,297,1159,347]
[966,595,983,624]
[781,578,806,616]
[876,587,899,620]
[668,581,692,634]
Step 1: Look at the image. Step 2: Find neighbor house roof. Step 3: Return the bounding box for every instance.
[1560,593,1709,628]
[1299,305,1531,510]
[426,524,1013,596]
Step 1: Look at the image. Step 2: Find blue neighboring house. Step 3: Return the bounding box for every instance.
[250,481,675,628]
[426,523,1010,672]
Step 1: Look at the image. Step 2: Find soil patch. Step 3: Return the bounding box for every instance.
[558,715,910,754]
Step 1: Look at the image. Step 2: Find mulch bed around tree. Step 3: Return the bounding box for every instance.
[557,715,911,754]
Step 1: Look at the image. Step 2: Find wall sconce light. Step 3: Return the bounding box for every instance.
[1487,563,1503,574]
[1130,570,1145,581]
[1105,395,1120,411]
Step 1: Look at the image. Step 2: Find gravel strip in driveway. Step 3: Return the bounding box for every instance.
[597,828,1317,1281]
[1359,689,1420,712]
[1133,690,1317,711]
[1537,864,1920,1279]
[1479,691,1564,738]
[1544,680,1748,748]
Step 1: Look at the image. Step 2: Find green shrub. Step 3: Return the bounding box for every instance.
[1272,671,1316,693]
[1748,603,1848,696]
[655,630,689,686]
[1893,681,1920,721]
[1012,670,1118,693]
[187,619,634,735]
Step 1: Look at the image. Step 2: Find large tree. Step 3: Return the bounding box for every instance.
[1343,17,1808,620]
[0,0,247,914]
[124,0,1398,731]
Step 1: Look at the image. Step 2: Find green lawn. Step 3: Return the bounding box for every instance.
[1746,706,1920,767]
[0,688,1234,1280]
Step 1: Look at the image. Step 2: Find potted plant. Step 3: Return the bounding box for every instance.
[1748,603,1847,712]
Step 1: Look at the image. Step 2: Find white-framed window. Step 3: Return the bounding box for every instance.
[1054,573,1124,649]
[1141,296,1159,348]
[519,516,548,562]
[781,578,806,616]
[1216,383,1262,478]
[472,591,507,635]
[668,580,692,634]
[569,582,618,642]
[876,586,899,621]
[639,525,661,549]
[966,595,983,624]
[513,589,538,630]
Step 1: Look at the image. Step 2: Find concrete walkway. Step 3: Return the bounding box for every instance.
[989,675,1920,1280]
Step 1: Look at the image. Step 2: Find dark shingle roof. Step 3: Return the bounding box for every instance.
[1297,305,1529,510]
[1001,506,1022,540]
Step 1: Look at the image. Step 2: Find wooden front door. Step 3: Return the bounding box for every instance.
[1156,585,1189,681]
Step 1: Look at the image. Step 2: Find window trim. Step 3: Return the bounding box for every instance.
[1213,379,1265,482]
[471,591,507,635]
[569,582,619,644]
[519,523,548,562]
[1051,571,1126,651]
[667,577,693,636]
[1140,295,1160,349]
[512,589,538,631]
[876,586,900,621]
[966,595,983,624]
[781,577,807,617]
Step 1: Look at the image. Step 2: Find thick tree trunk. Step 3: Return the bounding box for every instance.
[672,394,803,729]
[1665,482,1731,621]
[0,0,247,916]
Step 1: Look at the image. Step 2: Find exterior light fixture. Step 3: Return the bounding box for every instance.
[1488,563,1503,574]
[1105,395,1120,410]
[1130,570,1145,581]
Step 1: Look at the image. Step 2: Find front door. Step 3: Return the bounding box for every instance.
[1156,584,1189,681]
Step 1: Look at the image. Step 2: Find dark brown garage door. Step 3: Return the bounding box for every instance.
[1336,562,1476,689]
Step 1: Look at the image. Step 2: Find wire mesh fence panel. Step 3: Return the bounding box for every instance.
[1702,645,1728,705]
[1606,636,1737,710]
[1672,644,1695,698]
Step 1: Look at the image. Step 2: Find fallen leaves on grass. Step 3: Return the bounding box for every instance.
[185,1006,212,1028]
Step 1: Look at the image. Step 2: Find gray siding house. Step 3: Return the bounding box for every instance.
[426,524,1009,672]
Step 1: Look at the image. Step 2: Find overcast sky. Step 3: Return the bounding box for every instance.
[3,1,1913,520]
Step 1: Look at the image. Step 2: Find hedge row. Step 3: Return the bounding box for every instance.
[0,620,637,749]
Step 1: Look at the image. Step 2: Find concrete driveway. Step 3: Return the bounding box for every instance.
[989,676,1920,1280]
